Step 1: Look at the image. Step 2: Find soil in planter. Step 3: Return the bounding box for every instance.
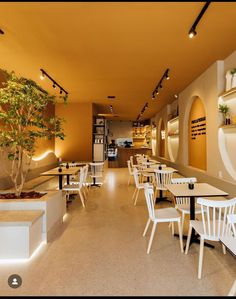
[0,191,46,199]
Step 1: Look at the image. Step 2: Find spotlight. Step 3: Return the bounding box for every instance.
[53,82,56,88]
[60,89,63,94]
[189,28,197,38]
[159,84,163,89]
[0,29,4,35]
[174,94,179,99]
[188,2,211,39]
[40,71,45,80]
[152,94,155,100]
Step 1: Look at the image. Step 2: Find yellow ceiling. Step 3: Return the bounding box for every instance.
[0,2,236,120]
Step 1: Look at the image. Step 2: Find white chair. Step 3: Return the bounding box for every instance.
[132,167,145,206]
[225,214,236,296]
[63,167,86,207]
[153,169,174,202]
[127,160,134,186]
[171,177,201,232]
[89,162,104,187]
[143,183,184,254]
[185,197,236,279]
[130,156,138,169]
[82,164,89,195]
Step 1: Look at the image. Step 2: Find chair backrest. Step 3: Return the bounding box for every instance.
[83,164,89,184]
[127,160,133,175]
[197,197,236,239]
[76,166,85,188]
[130,156,135,168]
[133,167,142,188]
[227,214,236,237]
[171,177,197,205]
[154,169,174,190]
[144,183,155,220]
[89,162,104,178]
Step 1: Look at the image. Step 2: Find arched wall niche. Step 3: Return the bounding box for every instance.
[188,96,207,171]
[158,118,166,158]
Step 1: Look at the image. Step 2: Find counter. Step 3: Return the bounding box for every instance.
[116,147,152,168]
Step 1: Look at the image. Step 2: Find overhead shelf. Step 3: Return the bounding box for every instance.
[219,124,236,129]
[219,87,236,99]
[168,116,179,124]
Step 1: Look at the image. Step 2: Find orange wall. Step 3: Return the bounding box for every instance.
[55,102,93,161]
[188,97,207,170]
[34,102,55,157]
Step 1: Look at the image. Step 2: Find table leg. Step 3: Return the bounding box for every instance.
[59,175,63,190]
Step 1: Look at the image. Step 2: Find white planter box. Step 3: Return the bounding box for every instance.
[0,190,66,242]
[0,210,44,259]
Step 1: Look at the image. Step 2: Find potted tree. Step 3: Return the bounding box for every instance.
[0,69,65,198]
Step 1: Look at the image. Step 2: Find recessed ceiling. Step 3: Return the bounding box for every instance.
[0,2,236,120]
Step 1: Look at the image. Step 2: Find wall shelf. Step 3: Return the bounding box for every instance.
[219,87,236,99]
[219,124,236,129]
[168,116,179,124]
[168,134,179,137]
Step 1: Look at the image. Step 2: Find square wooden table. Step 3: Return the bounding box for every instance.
[165,183,228,247]
[40,167,81,190]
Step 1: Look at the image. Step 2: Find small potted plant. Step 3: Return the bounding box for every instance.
[219,103,230,125]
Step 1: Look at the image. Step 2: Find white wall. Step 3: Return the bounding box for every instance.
[153,51,236,195]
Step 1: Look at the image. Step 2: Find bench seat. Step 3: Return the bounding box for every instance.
[23,176,54,190]
[0,210,44,259]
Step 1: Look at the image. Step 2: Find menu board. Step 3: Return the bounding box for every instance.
[191,116,206,140]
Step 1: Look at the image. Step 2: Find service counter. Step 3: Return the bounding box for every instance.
[111,147,152,168]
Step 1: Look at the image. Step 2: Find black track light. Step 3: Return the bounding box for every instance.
[152,68,170,99]
[0,29,4,35]
[39,68,68,97]
[188,2,211,39]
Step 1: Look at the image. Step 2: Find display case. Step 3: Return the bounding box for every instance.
[93,117,107,162]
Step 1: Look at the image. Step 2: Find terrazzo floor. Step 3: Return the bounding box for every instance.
[0,168,235,296]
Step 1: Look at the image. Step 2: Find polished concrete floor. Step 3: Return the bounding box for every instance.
[0,168,235,296]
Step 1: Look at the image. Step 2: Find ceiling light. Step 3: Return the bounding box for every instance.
[188,28,197,38]
[152,94,155,100]
[0,29,4,35]
[40,70,45,80]
[152,68,170,99]
[174,94,179,99]
[40,68,68,97]
[188,2,211,39]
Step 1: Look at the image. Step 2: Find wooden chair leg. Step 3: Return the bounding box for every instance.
[147,222,157,254]
[143,218,151,236]
[185,225,192,254]
[78,190,85,207]
[177,220,184,253]
[134,189,140,206]
[228,279,236,296]
[198,238,204,279]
